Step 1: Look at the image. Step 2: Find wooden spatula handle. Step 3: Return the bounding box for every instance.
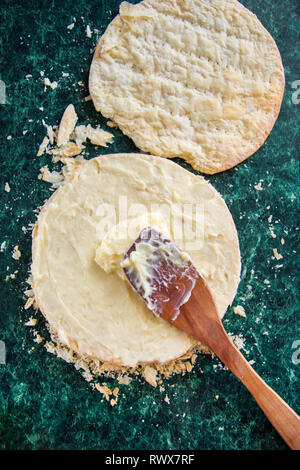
[214,329,300,450]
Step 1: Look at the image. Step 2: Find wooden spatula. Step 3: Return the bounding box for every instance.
[122,227,300,450]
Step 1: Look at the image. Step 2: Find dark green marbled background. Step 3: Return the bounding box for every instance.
[0,0,299,450]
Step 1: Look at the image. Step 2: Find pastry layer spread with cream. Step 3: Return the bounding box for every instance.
[32,154,241,367]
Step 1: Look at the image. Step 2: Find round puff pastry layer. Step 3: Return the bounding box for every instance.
[89,0,285,174]
[31,154,241,367]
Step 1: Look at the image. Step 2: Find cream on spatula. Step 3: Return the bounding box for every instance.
[122,227,300,450]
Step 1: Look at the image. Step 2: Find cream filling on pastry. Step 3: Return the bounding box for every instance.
[32,154,241,367]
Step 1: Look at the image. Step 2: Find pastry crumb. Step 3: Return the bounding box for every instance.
[273,248,283,260]
[51,142,84,158]
[143,365,158,387]
[12,245,21,260]
[37,136,50,157]
[25,316,37,326]
[4,182,10,193]
[86,25,92,38]
[233,305,246,317]
[75,124,113,147]
[254,181,263,191]
[269,226,276,238]
[38,166,64,188]
[33,330,44,344]
[117,375,132,385]
[24,298,35,310]
[107,120,117,128]
[57,104,78,147]
[43,77,58,90]
[95,384,112,401]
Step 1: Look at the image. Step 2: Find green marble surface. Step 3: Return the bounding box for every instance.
[0,0,299,450]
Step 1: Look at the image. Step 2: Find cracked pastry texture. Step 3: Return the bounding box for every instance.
[31,154,240,367]
[89,0,284,174]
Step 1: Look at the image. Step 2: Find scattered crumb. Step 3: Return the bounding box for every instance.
[191,353,197,364]
[233,305,246,318]
[35,105,114,189]
[4,182,10,193]
[75,124,113,147]
[86,25,92,38]
[67,23,75,30]
[231,334,245,351]
[107,120,117,128]
[95,384,112,401]
[42,120,55,144]
[24,289,34,298]
[51,141,84,158]
[281,238,285,245]
[25,316,37,326]
[117,375,132,385]
[33,330,44,344]
[164,395,170,404]
[273,248,283,260]
[269,226,276,238]
[37,136,50,157]
[7,135,12,140]
[0,241,6,252]
[143,365,158,387]
[38,166,64,188]
[43,77,58,90]
[254,182,263,191]
[81,370,94,382]
[24,298,35,310]
[12,245,21,260]
[57,104,78,147]
[263,279,270,285]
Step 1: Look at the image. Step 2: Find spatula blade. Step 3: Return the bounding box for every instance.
[121,227,200,322]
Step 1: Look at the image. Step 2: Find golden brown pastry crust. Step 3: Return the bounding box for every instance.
[89,0,285,174]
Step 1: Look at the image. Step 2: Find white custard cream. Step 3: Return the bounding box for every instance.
[31,154,241,367]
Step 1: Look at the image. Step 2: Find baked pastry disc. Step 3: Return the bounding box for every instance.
[32,154,241,367]
[89,0,284,174]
